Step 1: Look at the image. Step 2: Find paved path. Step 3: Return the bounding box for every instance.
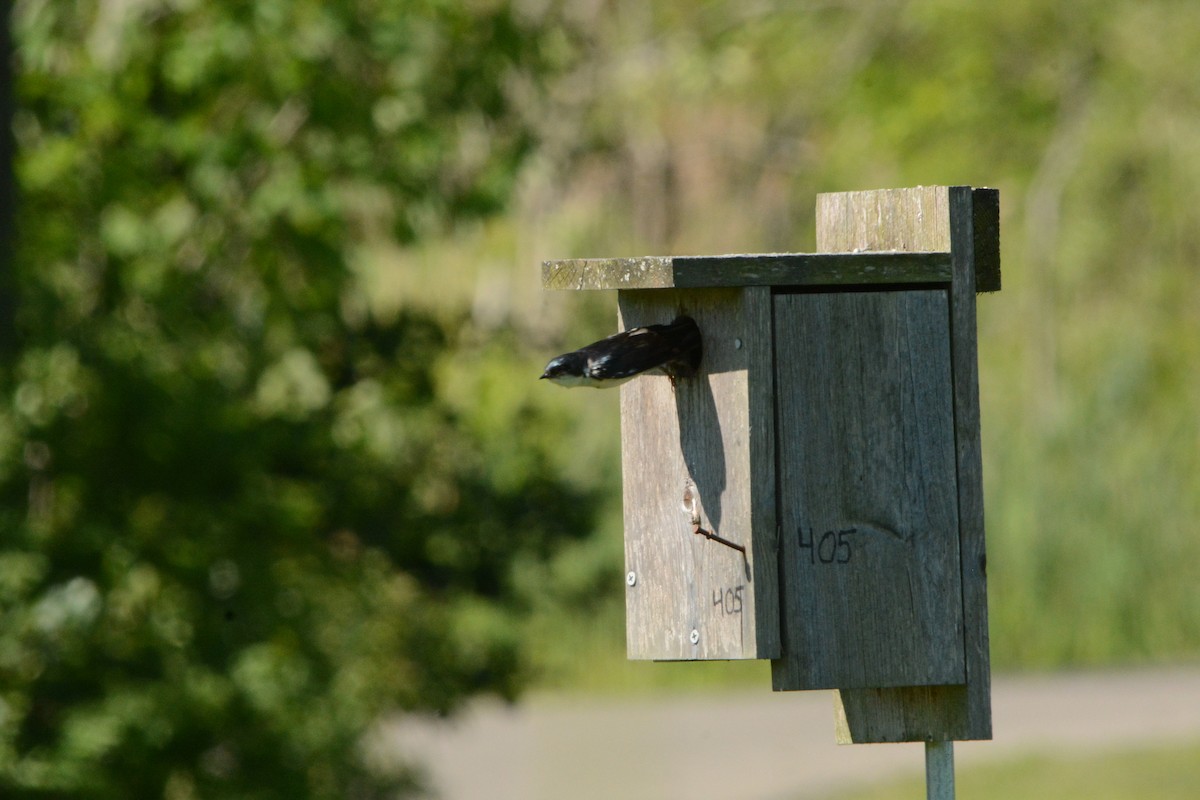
[386,666,1200,799]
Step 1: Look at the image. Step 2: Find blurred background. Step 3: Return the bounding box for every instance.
[2,1,1199,798]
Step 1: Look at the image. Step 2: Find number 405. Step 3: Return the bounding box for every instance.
[798,526,855,564]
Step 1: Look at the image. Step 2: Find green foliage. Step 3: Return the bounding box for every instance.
[3,0,590,797]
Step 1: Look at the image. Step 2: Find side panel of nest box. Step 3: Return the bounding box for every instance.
[618,287,779,660]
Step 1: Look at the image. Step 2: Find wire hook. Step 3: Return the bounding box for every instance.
[681,480,745,555]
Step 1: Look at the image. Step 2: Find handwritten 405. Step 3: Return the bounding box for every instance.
[798,526,857,564]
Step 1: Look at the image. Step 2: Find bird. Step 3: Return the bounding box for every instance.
[539,315,703,388]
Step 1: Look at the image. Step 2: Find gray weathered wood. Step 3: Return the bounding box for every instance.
[807,185,993,743]
[771,289,964,689]
[619,287,778,660]
[816,187,952,255]
[541,185,995,731]
[946,186,994,739]
[544,252,952,291]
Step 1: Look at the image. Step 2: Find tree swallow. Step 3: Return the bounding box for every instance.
[540,315,703,388]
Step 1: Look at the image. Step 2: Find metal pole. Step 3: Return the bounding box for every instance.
[924,740,955,800]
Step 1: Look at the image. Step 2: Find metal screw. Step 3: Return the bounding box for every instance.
[689,629,700,645]
[626,571,637,587]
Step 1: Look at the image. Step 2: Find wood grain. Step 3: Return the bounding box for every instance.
[543,184,996,738]
[798,185,993,743]
[544,252,952,291]
[619,288,778,660]
[771,289,964,690]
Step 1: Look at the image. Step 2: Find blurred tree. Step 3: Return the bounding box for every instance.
[1,1,594,797]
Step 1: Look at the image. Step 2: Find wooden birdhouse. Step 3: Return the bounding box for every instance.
[542,185,999,743]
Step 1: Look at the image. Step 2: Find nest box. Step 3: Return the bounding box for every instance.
[543,186,999,743]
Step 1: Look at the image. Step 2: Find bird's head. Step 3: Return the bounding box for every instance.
[539,352,590,387]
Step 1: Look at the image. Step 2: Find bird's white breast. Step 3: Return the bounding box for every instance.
[545,373,631,389]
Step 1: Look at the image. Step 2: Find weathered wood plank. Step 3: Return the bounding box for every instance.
[545,257,674,291]
[771,289,964,690]
[745,286,780,657]
[832,685,971,744]
[544,252,952,291]
[816,187,952,254]
[619,288,778,660]
[804,185,993,743]
[946,185,994,739]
